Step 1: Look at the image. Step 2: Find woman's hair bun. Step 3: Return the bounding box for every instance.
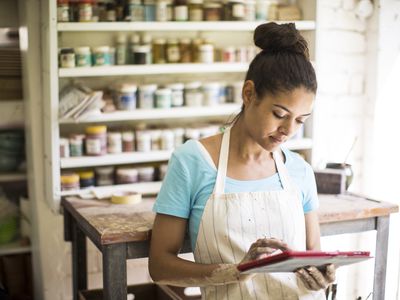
[254,22,309,59]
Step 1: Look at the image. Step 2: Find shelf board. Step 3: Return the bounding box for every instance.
[57,21,316,32]
[59,62,249,77]
[0,172,27,182]
[0,240,31,256]
[60,150,173,169]
[59,181,162,197]
[284,138,313,150]
[59,104,241,124]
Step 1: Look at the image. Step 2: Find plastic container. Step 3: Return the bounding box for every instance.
[189,0,203,21]
[129,34,141,64]
[155,88,172,108]
[122,131,135,152]
[93,46,111,66]
[69,134,85,157]
[107,132,123,154]
[136,130,152,152]
[166,83,184,107]
[60,48,75,68]
[235,46,247,63]
[75,46,92,67]
[185,82,203,107]
[138,84,157,109]
[185,127,201,141]
[138,167,155,182]
[256,0,268,20]
[199,44,214,63]
[202,82,220,106]
[78,171,95,188]
[116,167,139,184]
[85,125,107,156]
[95,166,115,186]
[222,46,235,62]
[61,172,80,191]
[115,84,137,111]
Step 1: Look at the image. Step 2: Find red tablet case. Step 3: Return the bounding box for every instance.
[237,250,372,274]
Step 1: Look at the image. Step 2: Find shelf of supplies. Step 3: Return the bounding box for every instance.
[284,138,313,150]
[60,150,173,169]
[57,20,316,32]
[59,62,249,77]
[59,104,241,124]
[0,241,31,256]
[0,173,27,182]
[59,181,162,197]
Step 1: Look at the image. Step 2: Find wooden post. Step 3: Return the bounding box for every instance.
[71,222,87,300]
[102,244,127,300]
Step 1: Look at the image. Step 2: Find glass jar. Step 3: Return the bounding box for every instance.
[122,131,135,152]
[185,82,203,107]
[204,2,222,21]
[61,173,80,191]
[199,43,214,63]
[133,45,151,65]
[153,38,167,64]
[188,0,203,21]
[75,46,92,67]
[78,0,93,22]
[60,48,75,68]
[144,0,156,21]
[156,0,169,21]
[107,132,123,154]
[174,0,188,21]
[166,39,181,63]
[115,84,137,110]
[155,88,172,108]
[138,84,157,108]
[202,82,221,106]
[225,0,245,21]
[179,38,192,63]
[165,0,174,20]
[78,171,95,189]
[58,0,70,22]
[129,0,145,21]
[93,46,111,66]
[95,167,115,186]
[85,125,107,156]
[69,134,85,157]
[166,83,184,107]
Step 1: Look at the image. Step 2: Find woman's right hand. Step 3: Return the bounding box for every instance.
[240,238,291,265]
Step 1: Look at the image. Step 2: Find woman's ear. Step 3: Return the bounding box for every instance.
[242,80,256,107]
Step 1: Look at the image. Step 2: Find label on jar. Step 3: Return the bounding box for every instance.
[76,54,91,67]
[167,46,180,63]
[61,53,75,68]
[57,6,70,22]
[94,53,107,66]
[232,4,245,18]
[86,138,102,155]
[189,9,203,21]
[174,5,188,21]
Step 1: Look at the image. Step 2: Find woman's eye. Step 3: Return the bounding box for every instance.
[273,112,284,119]
[296,119,305,124]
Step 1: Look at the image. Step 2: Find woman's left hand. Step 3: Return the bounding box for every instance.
[296,264,336,291]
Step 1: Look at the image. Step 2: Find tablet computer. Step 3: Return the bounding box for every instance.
[237,250,372,274]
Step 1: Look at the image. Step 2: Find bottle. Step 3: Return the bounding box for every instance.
[116,34,127,65]
[174,0,188,21]
[129,34,141,64]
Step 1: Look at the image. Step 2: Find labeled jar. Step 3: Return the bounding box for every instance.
[161,130,174,150]
[133,45,151,65]
[138,167,155,182]
[58,0,70,22]
[188,0,203,21]
[172,128,185,147]
[153,38,167,64]
[191,38,203,62]
[85,125,107,156]
[75,46,92,67]
[166,83,184,107]
[95,167,115,186]
[78,0,93,22]
[150,129,162,150]
[202,82,220,106]
[138,84,157,109]
[155,88,172,108]
[144,0,156,21]
[156,0,169,21]
[116,84,137,111]
[165,0,173,20]
[174,0,188,21]
[222,46,235,62]
[116,34,128,65]
[106,2,117,21]
[79,171,95,189]
[129,34,141,64]
[61,173,80,191]
[116,167,139,184]
[235,46,247,63]
[122,131,135,152]
[226,0,245,21]
[255,0,268,20]
[107,132,123,154]
[136,130,152,152]
[244,0,256,21]
[69,134,85,157]
[185,82,203,107]
[60,138,70,158]
[60,48,75,68]
[199,44,214,63]
[204,2,222,21]
[93,46,111,66]
[166,39,181,63]
[179,38,192,63]
[129,0,144,21]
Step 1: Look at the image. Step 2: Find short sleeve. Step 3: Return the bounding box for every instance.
[302,164,319,213]
[152,152,192,219]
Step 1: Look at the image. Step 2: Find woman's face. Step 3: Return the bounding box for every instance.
[242,83,315,152]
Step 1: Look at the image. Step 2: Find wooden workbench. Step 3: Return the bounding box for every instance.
[62,194,398,300]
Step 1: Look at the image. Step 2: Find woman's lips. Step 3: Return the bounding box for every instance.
[270,136,284,144]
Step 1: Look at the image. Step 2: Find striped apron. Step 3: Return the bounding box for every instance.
[193,128,325,299]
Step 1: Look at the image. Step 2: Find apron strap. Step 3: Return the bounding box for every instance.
[213,128,230,194]
[272,150,292,190]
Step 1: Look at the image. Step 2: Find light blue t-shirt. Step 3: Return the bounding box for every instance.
[153,140,319,250]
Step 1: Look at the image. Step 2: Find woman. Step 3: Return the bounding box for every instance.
[149,22,335,299]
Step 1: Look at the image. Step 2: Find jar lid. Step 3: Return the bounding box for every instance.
[185,81,202,89]
[86,125,107,134]
[61,173,80,184]
[155,88,172,95]
[133,45,151,53]
[93,46,110,53]
[78,171,94,179]
[153,38,166,44]
[95,166,115,174]
[60,48,74,54]
[165,83,184,90]
[119,84,137,93]
[139,84,158,91]
[116,34,127,44]
[74,46,91,54]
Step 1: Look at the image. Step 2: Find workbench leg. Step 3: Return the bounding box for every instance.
[72,222,87,300]
[102,244,127,300]
[373,216,389,300]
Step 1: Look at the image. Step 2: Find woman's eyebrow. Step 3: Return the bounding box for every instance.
[272,104,312,116]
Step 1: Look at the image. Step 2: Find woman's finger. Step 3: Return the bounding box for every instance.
[255,238,290,251]
[324,264,336,282]
[306,267,329,289]
[296,268,320,291]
